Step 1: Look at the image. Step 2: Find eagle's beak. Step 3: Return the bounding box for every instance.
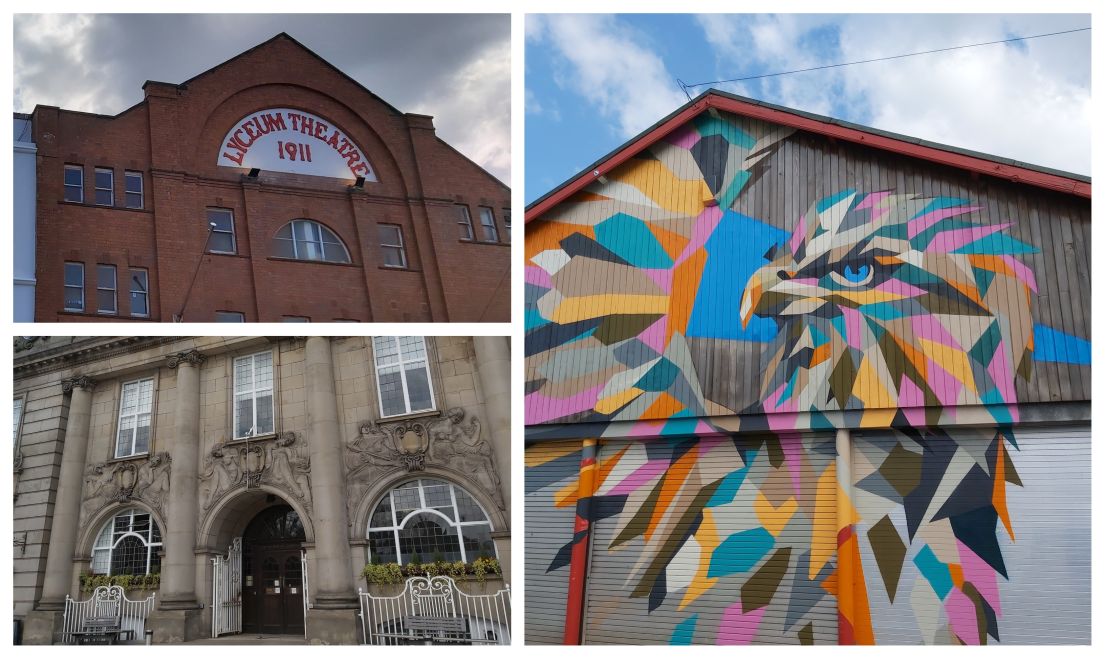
[740,272,764,329]
[741,265,792,328]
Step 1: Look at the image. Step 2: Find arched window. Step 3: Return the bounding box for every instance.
[272,219,351,263]
[367,479,496,565]
[90,508,163,575]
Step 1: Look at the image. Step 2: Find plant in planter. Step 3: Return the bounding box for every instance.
[79,572,161,594]
[360,558,503,586]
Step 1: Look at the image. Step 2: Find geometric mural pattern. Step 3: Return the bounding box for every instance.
[525,108,1091,645]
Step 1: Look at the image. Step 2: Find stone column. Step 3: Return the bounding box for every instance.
[23,376,96,644]
[147,350,206,642]
[35,376,96,610]
[302,337,359,642]
[160,349,205,608]
[473,336,511,513]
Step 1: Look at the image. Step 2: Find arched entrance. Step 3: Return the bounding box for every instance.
[241,505,306,635]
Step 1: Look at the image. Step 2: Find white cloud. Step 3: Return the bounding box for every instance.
[532,15,687,138]
[694,14,1090,175]
[412,40,511,184]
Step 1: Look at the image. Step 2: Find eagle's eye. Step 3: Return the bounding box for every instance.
[829,259,875,287]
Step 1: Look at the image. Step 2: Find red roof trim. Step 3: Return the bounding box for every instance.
[526,94,1090,224]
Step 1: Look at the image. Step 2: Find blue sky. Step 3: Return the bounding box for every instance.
[525,14,1091,205]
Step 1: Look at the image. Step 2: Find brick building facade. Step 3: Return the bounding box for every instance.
[29,33,510,323]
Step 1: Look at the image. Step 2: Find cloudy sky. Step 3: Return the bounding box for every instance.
[13,14,511,184]
[526,14,1091,203]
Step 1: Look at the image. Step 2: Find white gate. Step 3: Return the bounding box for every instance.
[62,585,155,644]
[358,575,511,645]
[300,548,311,639]
[210,537,243,637]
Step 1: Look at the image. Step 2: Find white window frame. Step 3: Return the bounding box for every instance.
[64,262,85,312]
[115,378,154,459]
[367,479,497,565]
[124,171,144,209]
[90,508,162,576]
[13,396,25,451]
[455,205,475,241]
[378,223,408,268]
[96,264,117,314]
[478,207,499,243]
[129,268,149,318]
[502,210,511,242]
[216,311,245,322]
[372,337,436,418]
[274,219,351,263]
[94,167,114,206]
[64,164,84,203]
[207,208,237,255]
[233,351,275,439]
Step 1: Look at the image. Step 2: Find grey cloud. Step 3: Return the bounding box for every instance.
[13,13,511,183]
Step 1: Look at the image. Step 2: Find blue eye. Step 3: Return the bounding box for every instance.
[842,263,871,283]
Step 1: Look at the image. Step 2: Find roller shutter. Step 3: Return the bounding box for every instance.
[524,440,582,644]
[854,424,1090,644]
[583,433,839,645]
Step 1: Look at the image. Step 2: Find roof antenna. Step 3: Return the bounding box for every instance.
[676,79,693,102]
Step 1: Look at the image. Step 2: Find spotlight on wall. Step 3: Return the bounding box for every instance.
[247,168,261,178]
[354,176,366,189]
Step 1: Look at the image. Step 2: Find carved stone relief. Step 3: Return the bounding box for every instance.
[345,407,504,520]
[199,432,311,511]
[80,451,172,525]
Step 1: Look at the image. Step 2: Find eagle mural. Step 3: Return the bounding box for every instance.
[525,109,1088,644]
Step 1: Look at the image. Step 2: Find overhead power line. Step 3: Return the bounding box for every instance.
[678,26,1090,99]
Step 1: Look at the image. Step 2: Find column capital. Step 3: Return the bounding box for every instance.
[61,375,97,393]
[166,349,207,369]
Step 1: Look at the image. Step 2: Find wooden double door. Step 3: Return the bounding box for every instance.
[242,543,305,635]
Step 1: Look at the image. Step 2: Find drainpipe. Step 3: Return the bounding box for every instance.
[835,428,854,643]
[562,438,598,645]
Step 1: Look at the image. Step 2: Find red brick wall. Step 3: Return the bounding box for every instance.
[32,34,510,322]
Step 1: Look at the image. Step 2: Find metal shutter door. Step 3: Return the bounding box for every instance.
[524,441,582,644]
[584,434,839,644]
[855,425,1090,644]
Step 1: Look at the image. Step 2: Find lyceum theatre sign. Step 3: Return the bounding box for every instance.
[217,108,377,181]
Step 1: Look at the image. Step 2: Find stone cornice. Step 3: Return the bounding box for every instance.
[14,337,178,378]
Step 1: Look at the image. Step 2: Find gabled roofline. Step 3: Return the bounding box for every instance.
[173,32,405,117]
[525,89,1090,223]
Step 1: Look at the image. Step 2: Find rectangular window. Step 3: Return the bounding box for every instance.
[479,207,500,242]
[64,262,84,312]
[233,352,274,439]
[455,205,475,241]
[64,165,84,203]
[94,167,114,206]
[97,265,117,314]
[373,336,435,417]
[282,316,309,322]
[129,268,149,317]
[503,210,511,242]
[207,208,236,254]
[13,398,23,447]
[378,224,407,268]
[115,378,153,458]
[216,311,245,322]
[124,171,143,209]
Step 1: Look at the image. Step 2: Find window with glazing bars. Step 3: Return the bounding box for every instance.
[372,336,434,417]
[233,352,274,438]
[116,378,153,458]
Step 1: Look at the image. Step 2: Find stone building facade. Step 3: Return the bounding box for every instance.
[14,335,511,644]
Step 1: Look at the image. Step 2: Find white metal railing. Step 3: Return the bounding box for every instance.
[358,575,511,645]
[211,538,243,637]
[62,585,155,644]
